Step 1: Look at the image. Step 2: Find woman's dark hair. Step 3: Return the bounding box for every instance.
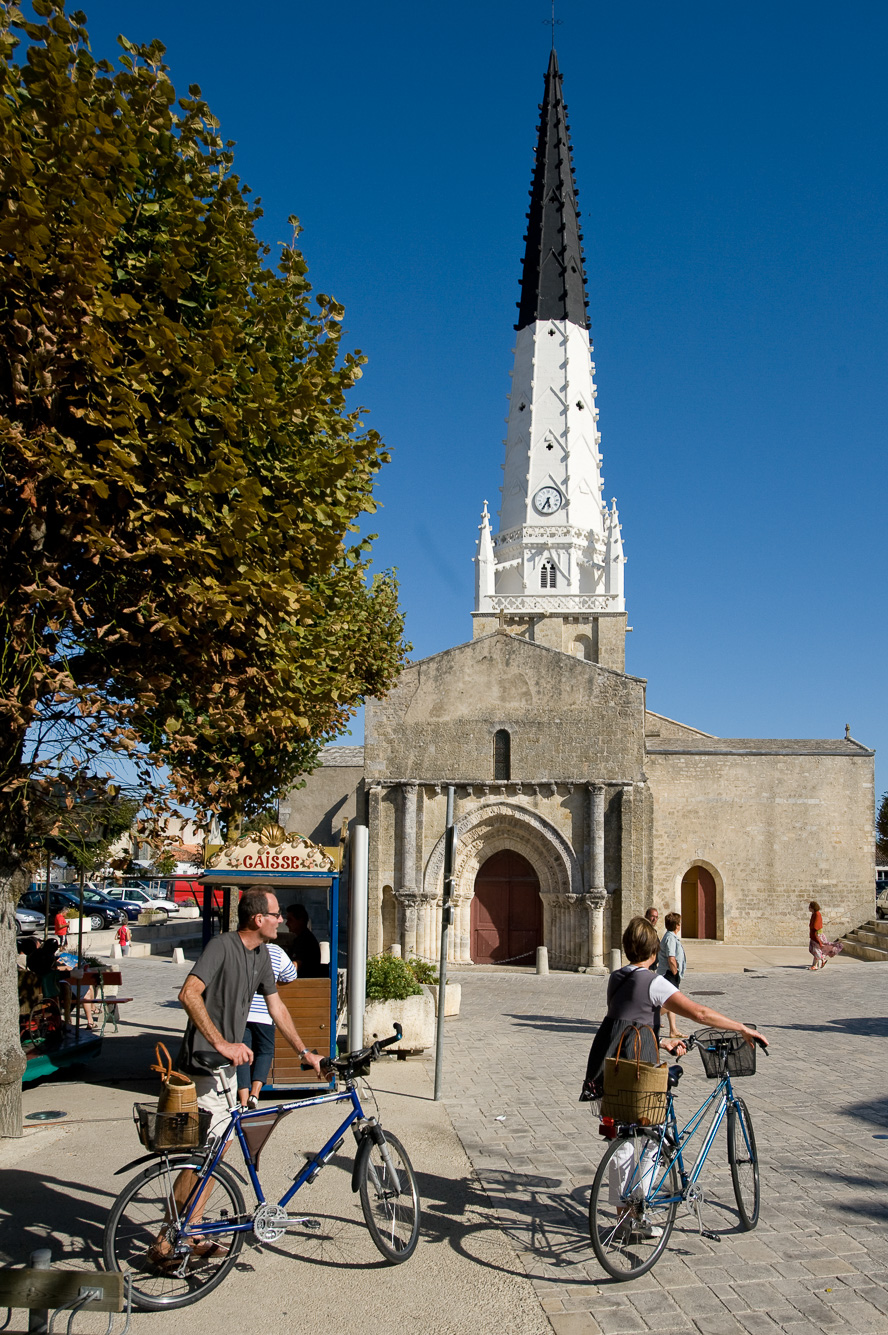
[808,900,821,913]
[665,912,681,932]
[622,916,659,963]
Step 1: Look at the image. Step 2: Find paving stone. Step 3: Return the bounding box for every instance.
[735,1314,782,1335]
[549,1313,605,1335]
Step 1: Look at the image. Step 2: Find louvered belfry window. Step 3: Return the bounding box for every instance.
[494,729,511,781]
[540,560,556,589]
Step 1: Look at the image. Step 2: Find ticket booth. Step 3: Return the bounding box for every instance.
[199,832,341,1092]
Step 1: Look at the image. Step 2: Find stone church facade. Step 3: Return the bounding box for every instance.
[281,50,874,964]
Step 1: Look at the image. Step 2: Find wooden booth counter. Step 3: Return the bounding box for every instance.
[267,977,332,1088]
[199,831,341,1093]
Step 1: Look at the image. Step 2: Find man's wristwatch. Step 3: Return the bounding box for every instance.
[297,1047,308,1058]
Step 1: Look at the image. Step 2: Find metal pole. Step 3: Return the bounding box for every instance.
[433,786,455,1101]
[28,1247,52,1333]
[43,849,51,942]
[347,824,369,1052]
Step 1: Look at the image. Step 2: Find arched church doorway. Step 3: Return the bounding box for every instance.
[470,849,542,964]
[681,865,717,938]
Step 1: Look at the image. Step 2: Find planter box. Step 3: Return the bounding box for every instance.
[364,990,435,1054]
[424,982,462,1017]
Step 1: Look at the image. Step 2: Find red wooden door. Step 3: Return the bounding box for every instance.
[680,866,717,939]
[471,850,542,964]
[698,866,717,939]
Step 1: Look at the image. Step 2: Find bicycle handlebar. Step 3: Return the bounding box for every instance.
[314,1023,404,1077]
[684,1029,769,1055]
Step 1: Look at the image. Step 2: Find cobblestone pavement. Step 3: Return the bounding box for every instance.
[430,959,888,1335]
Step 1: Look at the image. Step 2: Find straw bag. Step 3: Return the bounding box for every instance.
[152,1043,198,1115]
[601,1025,669,1126]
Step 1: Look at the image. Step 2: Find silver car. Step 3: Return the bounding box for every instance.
[15,906,45,935]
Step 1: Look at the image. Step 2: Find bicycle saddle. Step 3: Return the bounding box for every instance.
[667,1064,684,1089]
[191,1052,233,1073]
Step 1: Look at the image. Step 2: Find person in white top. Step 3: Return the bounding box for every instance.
[236,940,297,1108]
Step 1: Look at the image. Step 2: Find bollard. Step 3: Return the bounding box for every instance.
[109,942,122,959]
[171,947,185,964]
[609,948,622,973]
[536,945,549,976]
[28,1248,52,1333]
[389,943,402,958]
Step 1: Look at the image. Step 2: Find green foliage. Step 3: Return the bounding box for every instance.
[151,849,177,876]
[365,954,423,1002]
[0,2,409,857]
[877,792,888,864]
[406,956,438,984]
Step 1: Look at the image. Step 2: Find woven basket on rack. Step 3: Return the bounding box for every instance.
[695,1028,757,1079]
[134,1103,212,1152]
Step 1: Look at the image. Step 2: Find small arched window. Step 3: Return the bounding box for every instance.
[540,560,557,589]
[493,729,511,781]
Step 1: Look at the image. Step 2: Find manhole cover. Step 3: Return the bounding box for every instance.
[690,992,724,997]
[25,1110,67,1122]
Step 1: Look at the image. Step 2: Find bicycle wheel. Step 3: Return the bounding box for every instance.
[103,1157,246,1310]
[727,1098,760,1229]
[588,1132,679,1280]
[357,1130,421,1262]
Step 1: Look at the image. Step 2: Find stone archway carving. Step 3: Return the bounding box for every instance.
[421,801,590,967]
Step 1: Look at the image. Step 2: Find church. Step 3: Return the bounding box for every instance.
[281,49,874,966]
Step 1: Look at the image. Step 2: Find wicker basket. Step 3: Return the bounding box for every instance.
[599,1088,668,1127]
[695,1028,757,1080]
[134,1103,212,1152]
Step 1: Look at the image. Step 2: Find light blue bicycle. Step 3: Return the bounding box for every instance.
[588,1027,767,1280]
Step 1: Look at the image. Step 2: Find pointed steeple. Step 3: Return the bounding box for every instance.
[516,48,589,332]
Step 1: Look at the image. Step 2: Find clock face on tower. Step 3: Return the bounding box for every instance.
[533,485,563,515]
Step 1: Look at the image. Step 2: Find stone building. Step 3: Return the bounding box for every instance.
[281,49,874,965]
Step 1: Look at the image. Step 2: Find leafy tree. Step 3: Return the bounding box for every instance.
[0,2,408,1134]
[877,792,888,865]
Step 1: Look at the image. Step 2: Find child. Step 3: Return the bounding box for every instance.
[115,921,132,956]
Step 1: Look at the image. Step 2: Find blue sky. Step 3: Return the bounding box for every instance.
[81,1,887,801]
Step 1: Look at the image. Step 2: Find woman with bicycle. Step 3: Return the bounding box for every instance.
[581,916,767,1102]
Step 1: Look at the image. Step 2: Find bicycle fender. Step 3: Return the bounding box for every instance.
[351,1134,368,1193]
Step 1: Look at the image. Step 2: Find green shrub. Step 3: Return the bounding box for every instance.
[407,957,438,984]
[365,954,422,1002]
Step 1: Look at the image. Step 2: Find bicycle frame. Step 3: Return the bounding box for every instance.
[631,1070,739,1205]
[172,1083,370,1241]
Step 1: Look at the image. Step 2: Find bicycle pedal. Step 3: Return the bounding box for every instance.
[289,1216,321,1231]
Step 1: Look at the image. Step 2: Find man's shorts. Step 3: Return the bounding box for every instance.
[194,1069,237,1140]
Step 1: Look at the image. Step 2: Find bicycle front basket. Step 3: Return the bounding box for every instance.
[134,1103,212,1152]
[695,1028,757,1079]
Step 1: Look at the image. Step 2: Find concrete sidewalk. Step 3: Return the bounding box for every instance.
[1,955,548,1335]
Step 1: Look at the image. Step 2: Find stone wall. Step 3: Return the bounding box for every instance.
[646,747,875,945]
[365,630,645,784]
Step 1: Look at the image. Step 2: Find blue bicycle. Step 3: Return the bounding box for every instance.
[588,1027,766,1280]
[103,1027,420,1309]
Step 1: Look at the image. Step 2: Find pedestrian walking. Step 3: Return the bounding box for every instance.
[656,911,688,1039]
[808,900,844,970]
[53,908,69,946]
[116,922,132,956]
[644,907,660,972]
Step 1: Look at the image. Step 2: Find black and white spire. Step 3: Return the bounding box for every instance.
[516,48,589,332]
[474,49,625,629]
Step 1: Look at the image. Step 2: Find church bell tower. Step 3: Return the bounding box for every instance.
[472,48,627,671]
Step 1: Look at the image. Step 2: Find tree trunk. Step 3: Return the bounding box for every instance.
[0,863,29,1136]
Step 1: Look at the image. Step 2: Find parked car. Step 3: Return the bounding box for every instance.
[15,905,45,935]
[877,879,888,920]
[103,884,179,917]
[20,887,127,932]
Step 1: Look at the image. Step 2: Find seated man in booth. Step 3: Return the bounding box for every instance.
[284,903,325,977]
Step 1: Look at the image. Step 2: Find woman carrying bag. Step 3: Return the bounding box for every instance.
[581,917,766,1104]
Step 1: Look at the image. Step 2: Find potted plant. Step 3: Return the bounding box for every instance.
[363,955,434,1052]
